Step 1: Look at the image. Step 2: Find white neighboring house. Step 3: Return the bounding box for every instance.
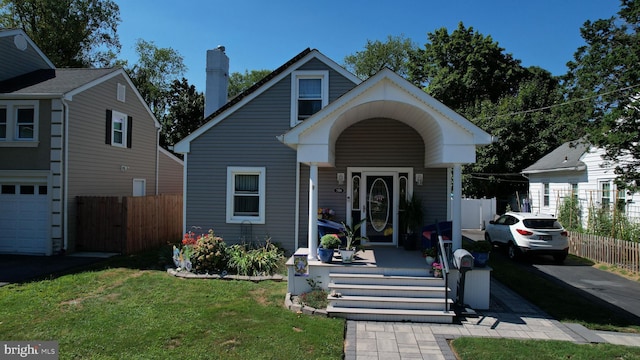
[522,140,640,227]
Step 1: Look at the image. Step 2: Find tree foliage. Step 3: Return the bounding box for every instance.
[0,0,121,67]
[343,35,416,80]
[228,69,272,99]
[566,0,640,191]
[162,78,205,148]
[125,39,187,120]
[410,22,527,111]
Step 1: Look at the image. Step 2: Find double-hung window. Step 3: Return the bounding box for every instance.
[0,100,39,146]
[106,110,132,148]
[600,181,611,209]
[543,182,550,207]
[290,70,329,127]
[226,167,266,224]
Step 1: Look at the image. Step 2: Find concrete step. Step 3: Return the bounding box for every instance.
[329,272,444,286]
[328,282,449,297]
[326,305,455,323]
[328,294,453,311]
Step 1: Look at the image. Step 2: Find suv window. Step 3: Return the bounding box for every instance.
[523,219,561,229]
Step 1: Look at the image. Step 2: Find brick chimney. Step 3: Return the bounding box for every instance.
[205,45,229,118]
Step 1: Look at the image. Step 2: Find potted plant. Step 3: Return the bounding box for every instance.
[338,219,367,263]
[422,247,437,266]
[318,234,341,263]
[463,240,492,267]
[400,194,423,250]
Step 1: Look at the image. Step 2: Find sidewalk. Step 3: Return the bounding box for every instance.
[344,278,640,360]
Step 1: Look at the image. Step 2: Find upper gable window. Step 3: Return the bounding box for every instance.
[0,100,39,146]
[105,109,132,148]
[290,70,329,127]
[117,83,126,102]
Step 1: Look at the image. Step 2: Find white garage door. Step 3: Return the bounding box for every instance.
[0,183,49,255]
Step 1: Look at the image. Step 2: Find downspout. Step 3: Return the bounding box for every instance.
[155,128,160,195]
[61,98,70,253]
[294,161,300,249]
[182,154,188,234]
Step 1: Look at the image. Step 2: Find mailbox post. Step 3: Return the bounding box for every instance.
[453,249,474,308]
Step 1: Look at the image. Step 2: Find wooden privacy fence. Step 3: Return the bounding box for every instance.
[76,194,182,254]
[569,231,640,275]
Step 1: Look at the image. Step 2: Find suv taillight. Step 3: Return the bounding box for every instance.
[516,229,533,236]
[561,231,568,237]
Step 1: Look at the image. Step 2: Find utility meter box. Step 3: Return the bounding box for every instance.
[453,249,474,271]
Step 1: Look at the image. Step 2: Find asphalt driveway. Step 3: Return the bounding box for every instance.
[0,253,111,287]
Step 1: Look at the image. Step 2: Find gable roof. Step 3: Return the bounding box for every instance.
[1,68,119,95]
[521,140,589,174]
[174,48,362,153]
[0,29,55,82]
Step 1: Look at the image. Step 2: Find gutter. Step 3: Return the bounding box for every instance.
[522,164,587,175]
[61,97,70,253]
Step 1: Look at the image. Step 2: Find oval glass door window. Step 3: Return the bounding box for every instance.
[368,178,389,232]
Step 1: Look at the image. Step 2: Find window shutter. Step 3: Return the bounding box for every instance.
[105,109,112,144]
[126,116,133,148]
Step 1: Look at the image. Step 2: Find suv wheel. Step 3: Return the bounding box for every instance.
[484,232,493,246]
[507,242,520,260]
[553,252,568,264]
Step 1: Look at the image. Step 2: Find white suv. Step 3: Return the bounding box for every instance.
[484,212,569,263]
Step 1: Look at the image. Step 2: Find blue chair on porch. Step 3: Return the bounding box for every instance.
[421,221,451,250]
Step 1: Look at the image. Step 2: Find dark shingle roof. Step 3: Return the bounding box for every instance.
[1,68,120,95]
[522,140,589,174]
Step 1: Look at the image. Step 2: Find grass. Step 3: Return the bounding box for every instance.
[0,250,344,359]
[451,338,640,360]
[488,252,640,333]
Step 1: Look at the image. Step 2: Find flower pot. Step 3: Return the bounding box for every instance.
[339,249,356,263]
[317,247,334,263]
[433,269,442,278]
[425,256,435,266]
[471,251,490,267]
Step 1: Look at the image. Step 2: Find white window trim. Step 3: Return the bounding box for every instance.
[0,100,39,146]
[226,166,266,224]
[290,70,329,127]
[599,179,613,207]
[111,110,128,148]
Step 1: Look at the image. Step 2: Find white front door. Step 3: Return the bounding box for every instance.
[348,168,412,247]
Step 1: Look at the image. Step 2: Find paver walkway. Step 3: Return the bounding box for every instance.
[344,278,640,360]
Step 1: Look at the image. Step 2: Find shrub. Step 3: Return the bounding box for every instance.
[557,195,582,232]
[320,234,341,249]
[227,238,284,276]
[191,229,229,273]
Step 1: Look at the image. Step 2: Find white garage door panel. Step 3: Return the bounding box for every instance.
[0,190,49,255]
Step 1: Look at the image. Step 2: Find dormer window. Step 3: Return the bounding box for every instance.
[290,70,328,127]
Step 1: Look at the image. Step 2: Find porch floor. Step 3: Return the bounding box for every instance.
[300,246,429,270]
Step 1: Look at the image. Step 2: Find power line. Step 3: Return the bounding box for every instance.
[471,83,640,121]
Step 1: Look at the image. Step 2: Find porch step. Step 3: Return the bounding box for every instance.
[329,273,444,286]
[326,305,455,323]
[326,271,454,323]
[328,295,453,311]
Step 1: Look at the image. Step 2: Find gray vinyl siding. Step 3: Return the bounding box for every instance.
[296,118,448,246]
[0,99,52,170]
[185,58,358,252]
[66,74,158,250]
[0,35,51,81]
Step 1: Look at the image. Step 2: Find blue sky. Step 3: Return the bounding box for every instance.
[116,0,621,92]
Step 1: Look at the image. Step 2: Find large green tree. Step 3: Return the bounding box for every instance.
[125,39,187,120]
[566,0,640,191]
[0,0,120,67]
[162,78,205,148]
[410,22,527,111]
[343,35,416,80]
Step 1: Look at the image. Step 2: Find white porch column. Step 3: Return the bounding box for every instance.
[452,164,462,250]
[308,163,318,260]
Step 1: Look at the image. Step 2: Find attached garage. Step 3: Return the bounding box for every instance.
[0,182,50,255]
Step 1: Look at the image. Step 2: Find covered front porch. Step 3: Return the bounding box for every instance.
[286,242,491,323]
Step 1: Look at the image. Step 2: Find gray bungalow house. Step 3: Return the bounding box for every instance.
[176,47,494,321]
[175,46,494,257]
[0,29,182,255]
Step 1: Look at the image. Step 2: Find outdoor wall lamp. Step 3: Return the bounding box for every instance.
[415,173,423,186]
[337,172,345,185]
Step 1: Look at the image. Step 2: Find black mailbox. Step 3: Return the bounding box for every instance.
[453,249,474,271]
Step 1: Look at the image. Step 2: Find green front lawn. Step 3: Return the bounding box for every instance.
[452,338,640,360]
[0,253,344,359]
